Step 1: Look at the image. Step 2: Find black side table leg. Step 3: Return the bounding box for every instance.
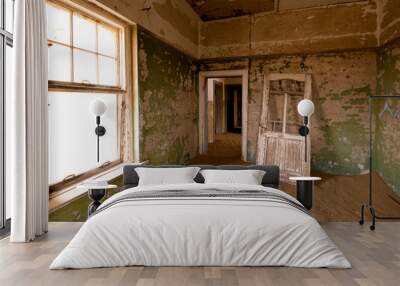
[359,204,365,225]
[88,189,106,216]
[297,181,313,210]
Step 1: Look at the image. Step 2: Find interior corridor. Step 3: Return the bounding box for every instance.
[190,76,246,165]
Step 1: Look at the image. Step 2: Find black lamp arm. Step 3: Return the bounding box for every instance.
[303,116,309,125]
[303,116,309,163]
[95,116,106,162]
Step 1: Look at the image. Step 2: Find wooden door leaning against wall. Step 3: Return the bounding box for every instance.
[256,73,312,183]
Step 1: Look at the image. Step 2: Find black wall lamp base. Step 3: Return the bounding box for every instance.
[298,126,309,136]
[95,126,106,136]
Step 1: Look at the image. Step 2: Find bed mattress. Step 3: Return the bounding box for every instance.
[50,183,351,269]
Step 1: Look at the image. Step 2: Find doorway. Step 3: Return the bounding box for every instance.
[194,70,248,164]
[226,83,242,134]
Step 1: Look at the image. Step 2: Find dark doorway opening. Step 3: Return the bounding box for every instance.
[226,84,242,134]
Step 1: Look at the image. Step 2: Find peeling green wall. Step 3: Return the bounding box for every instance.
[201,50,376,175]
[375,38,400,195]
[136,28,384,176]
[138,28,198,164]
[377,39,400,96]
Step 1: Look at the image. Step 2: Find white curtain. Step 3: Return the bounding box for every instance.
[9,0,48,242]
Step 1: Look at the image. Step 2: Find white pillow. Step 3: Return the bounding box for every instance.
[200,169,266,185]
[135,167,201,186]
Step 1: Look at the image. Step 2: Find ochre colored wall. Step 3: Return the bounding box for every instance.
[201,50,377,175]
[375,38,400,195]
[379,0,400,45]
[95,0,200,58]
[200,1,378,59]
[98,0,398,175]
[138,28,198,164]
[378,38,400,96]
[95,0,398,59]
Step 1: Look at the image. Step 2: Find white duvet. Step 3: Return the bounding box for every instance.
[50,183,351,269]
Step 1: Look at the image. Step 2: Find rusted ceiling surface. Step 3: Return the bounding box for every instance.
[187,0,366,21]
[279,0,367,10]
[186,0,275,21]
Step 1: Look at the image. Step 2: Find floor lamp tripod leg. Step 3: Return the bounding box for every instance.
[369,206,376,231]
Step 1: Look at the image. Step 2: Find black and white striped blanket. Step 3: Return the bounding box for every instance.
[91,189,309,217]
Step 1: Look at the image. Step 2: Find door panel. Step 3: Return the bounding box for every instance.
[257,74,312,183]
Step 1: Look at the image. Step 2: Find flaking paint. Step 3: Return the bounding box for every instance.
[379,0,400,45]
[95,0,200,57]
[200,50,376,175]
[138,28,198,164]
[200,1,379,59]
[375,38,400,195]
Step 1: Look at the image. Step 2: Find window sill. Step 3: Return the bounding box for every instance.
[50,160,123,193]
[49,161,145,211]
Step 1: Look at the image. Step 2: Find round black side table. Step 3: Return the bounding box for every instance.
[79,184,118,216]
[289,177,321,210]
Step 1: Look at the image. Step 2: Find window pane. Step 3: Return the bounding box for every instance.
[47,3,71,44]
[73,13,96,52]
[99,56,117,86]
[98,25,117,57]
[48,92,119,184]
[5,45,13,219]
[73,49,97,84]
[48,44,72,82]
[5,0,14,33]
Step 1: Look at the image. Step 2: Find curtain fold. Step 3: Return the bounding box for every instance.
[9,0,48,242]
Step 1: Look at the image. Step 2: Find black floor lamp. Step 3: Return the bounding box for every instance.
[359,95,400,230]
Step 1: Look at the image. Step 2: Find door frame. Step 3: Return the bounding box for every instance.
[198,69,248,161]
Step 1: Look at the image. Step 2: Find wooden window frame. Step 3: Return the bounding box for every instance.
[47,0,127,193]
[47,0,123,89]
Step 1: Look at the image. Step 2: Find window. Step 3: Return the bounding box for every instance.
[47,1,125,191]
[1,0,14,230]
[47,2,120,86]
[48,92,119,184]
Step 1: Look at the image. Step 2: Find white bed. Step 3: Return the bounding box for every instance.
[50,183,351,269]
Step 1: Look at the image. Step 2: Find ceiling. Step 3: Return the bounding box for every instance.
[186,0,275,21]
[186,0,365,21]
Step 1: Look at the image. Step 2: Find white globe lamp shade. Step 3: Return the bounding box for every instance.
[89,99,107,116]
[297,99,315,117]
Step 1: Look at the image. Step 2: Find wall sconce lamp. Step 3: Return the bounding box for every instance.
[89,99,107,162]
[297,99,315,162]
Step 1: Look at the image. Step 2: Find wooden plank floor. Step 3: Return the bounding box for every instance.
[189,133,400,222]
[189,133,248,165]
[1,222,399,286]
[281,172,400,222]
